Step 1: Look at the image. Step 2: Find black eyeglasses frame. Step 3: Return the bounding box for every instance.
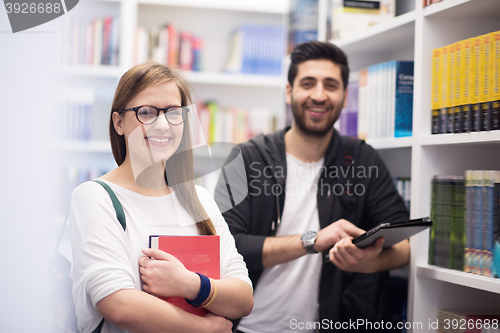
[119,105,190,125]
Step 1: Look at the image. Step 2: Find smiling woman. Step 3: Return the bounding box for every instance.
[69,63,253,333]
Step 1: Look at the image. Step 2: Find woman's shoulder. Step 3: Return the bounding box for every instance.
[71,180,112,204]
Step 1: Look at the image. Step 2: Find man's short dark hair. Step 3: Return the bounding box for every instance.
[288,41,349,89]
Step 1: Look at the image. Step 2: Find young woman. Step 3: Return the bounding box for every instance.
[70,63,253,333]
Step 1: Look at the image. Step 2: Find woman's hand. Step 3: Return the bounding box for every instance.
[204,312,233,333]
[139,248,200,299]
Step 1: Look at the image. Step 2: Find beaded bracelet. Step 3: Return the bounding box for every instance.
[185,273,211,308]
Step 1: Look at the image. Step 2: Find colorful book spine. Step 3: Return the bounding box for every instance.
[394,61,414,137]
[491,31,500,130]
[464,170,473,273]
[453,41,463,133]
[447,44,455,133]
[481,34,492,131]
[440,46,449,134]
[493,171,500,278]
[432,48,441,134]
[471,36,482,132]
[462,38,473,132]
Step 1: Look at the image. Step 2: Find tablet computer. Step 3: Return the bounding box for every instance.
[352,217,432,249]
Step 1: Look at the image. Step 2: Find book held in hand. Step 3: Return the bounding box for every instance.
[149,235,220,316]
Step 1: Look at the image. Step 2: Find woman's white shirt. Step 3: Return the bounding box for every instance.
[70,180,251,333]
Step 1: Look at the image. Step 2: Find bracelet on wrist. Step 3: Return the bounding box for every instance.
[185,273,211,308]
[202,279,218,308]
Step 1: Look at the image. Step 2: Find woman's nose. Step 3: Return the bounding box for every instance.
[154,111,170,132]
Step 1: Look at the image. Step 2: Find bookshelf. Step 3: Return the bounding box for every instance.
[55,0,288,200]
[325,0,500,331]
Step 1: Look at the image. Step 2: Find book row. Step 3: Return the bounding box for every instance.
[428,171,500,278]
[59,16,120,67]
[422,0,443,7]
[134,24,203,72]
[335,61,414,141]
[329,0,395,40]
[192,101,276,147]
[437,309,500,333]
[54,86,95,141]
[224,24,284,76]
[431,30,500,134]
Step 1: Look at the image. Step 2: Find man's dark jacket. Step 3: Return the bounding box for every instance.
[214,128,409,331]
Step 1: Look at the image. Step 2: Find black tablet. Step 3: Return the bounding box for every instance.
[352,217,432,249]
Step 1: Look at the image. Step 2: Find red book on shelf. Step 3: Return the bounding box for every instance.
[464,314,500,333]
[149,235,220,316]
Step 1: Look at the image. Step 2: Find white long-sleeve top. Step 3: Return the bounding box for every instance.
[69,180,251,333]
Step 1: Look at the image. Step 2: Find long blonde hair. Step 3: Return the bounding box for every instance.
[109,62,216,235]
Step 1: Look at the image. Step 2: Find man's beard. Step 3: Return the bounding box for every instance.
[290,96,342,138]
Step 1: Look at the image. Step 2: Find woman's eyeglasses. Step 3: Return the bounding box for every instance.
[120,105,189,125]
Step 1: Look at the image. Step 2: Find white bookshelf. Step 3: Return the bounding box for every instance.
[325,0,500,330]
[54,0,288,221]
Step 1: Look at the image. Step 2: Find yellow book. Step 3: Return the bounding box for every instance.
[490,30,500,130]
[462,38,473,132]
[454,40,463,132]
[447,43,455,133]
[440,45,449,134]
[470,36,482,131]
[431,47,441,134]
[480,34,491,130]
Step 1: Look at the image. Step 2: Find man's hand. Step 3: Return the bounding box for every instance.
[139,248,200,299]
[314,219,366,253]
[329,236,385,273]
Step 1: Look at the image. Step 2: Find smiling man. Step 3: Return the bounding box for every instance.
[215,41,410,332]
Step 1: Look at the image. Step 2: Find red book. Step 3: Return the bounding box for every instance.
[149,235,220,316]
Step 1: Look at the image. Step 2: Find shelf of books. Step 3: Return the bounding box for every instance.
[409,0,500,328]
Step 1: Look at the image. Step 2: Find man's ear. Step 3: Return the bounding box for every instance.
[286,82,292,105]
[112,111,123,135]
[342,87,349,109]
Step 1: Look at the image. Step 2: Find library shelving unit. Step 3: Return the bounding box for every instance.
[327,0,500,331]
[55,0,289,199]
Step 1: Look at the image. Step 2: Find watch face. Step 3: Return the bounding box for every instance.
[302,231,317,242]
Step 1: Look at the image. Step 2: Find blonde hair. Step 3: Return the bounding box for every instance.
[109,62,216,235]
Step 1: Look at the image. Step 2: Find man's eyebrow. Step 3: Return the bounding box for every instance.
[298,77,340,84]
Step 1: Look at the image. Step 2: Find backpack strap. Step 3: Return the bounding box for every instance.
[93,180,126,231]
[334,135,363,211]
[91,180,127,333]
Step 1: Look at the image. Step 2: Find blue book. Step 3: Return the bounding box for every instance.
[394,61,414,138]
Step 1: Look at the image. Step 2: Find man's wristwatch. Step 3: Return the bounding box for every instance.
[301,231,318,254]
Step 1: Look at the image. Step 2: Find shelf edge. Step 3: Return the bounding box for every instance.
[416,265,500,294]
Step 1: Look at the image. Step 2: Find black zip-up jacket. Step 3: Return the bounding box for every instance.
[214,128,409,331]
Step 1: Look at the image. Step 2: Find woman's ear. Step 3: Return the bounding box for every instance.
[112,111,123,135]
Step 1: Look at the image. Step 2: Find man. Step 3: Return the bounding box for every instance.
[214,41,410,332]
